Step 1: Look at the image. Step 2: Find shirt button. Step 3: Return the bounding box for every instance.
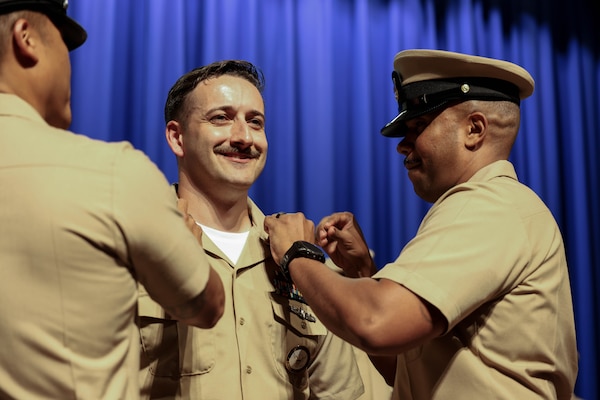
[246,365,252,374]
[240,318,245,325]
[301,321,307,329]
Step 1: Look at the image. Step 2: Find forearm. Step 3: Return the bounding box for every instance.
[288,258,380,349]
[289,259,445,354]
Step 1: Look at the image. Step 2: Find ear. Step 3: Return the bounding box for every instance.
[166,120,185,157]
[12,18,40,67]
[464,112,487,151]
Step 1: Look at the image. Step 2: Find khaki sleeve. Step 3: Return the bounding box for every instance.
[112,144,209,309]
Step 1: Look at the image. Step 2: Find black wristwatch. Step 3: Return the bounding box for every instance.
[280,241,326,281]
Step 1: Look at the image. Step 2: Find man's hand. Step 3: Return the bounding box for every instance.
[177,198,203,245]
[316,212,376,277]
[264,212,316,265]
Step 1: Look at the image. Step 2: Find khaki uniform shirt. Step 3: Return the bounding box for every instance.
[325,260,393,400]
[374,161,578,400]
[139,199,364,399]
[0,94,210,399]
[353,348,393,400]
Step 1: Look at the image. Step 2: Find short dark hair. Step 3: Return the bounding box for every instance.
[164,60,265,124]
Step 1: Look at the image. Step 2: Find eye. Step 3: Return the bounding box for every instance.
[406,118,428,135]
[248,117,265,130]
[209,113,230,125]
[414,120,428,134]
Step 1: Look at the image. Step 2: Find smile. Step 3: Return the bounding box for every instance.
[403,157,421,169]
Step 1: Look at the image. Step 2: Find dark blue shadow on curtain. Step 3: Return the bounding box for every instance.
[67,0,599,398]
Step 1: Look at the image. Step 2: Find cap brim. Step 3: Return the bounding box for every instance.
[380,101,451,138]
[47,11,87,50]
[380,49,535,138]
[380,111,407,138]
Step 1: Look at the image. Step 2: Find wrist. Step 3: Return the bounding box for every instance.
[279,241,326,281]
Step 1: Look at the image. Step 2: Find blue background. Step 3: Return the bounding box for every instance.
[67,1,599,398]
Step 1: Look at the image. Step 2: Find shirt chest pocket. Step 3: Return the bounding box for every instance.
[138,292,216,378]
[138,292,180,378]
[269,293,328,380]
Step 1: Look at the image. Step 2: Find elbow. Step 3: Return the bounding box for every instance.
[172,268,226,329]
[349,306,446,355]
[347,311,418,355]
[347,314,392,354]
[198,288,225,329]
[192,269,226,329]
[192,307,223,329]
[354,331,388,355]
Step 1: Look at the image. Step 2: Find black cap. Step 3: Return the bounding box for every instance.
[0,0,87,50]
[381,49,535,138]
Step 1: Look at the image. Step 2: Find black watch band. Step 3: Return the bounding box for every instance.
[279,241,326,281]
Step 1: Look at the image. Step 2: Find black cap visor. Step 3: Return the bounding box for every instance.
[381,76,521,138]
[0,0,87,50]
[45,9,87,50]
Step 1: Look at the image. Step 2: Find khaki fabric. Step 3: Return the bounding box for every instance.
[374,161,578,400]
[324,260,393,400]
[0,94,210,399]
[353,348,393,400]
[138,199,364,399]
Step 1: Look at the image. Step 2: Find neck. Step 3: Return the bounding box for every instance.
[177,182,251,233]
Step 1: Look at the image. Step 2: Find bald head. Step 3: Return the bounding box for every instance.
[456,100,520,160]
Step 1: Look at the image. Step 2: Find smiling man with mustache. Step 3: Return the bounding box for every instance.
[136,60,365,400]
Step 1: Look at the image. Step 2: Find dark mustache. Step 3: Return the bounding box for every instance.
[215,146,261,159]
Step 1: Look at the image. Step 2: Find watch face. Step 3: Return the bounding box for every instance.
[302,241,322,253]
[280,241,326,282]
[285,345,310,372]
[295,241,325,261]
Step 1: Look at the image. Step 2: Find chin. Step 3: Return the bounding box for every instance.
[59,115,72,130]
[48,114,71,130]
[57,105,72,129]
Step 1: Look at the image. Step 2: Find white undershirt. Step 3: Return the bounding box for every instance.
[198,223,249,265]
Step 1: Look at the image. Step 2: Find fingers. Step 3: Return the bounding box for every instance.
[266,211,361,249]
[265,212,313,238]
[316,211,353,232]
[316,212,354,242]
[265,212,315,264]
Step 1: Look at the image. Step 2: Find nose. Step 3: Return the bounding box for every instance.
[230,119,253,148]
[396,137,411,156]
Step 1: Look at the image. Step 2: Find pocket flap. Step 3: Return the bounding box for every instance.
[269,293,327,336]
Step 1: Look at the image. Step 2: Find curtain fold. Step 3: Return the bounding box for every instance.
[68,0,599,398]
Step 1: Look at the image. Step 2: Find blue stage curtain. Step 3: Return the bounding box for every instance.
[67,0,598,397]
